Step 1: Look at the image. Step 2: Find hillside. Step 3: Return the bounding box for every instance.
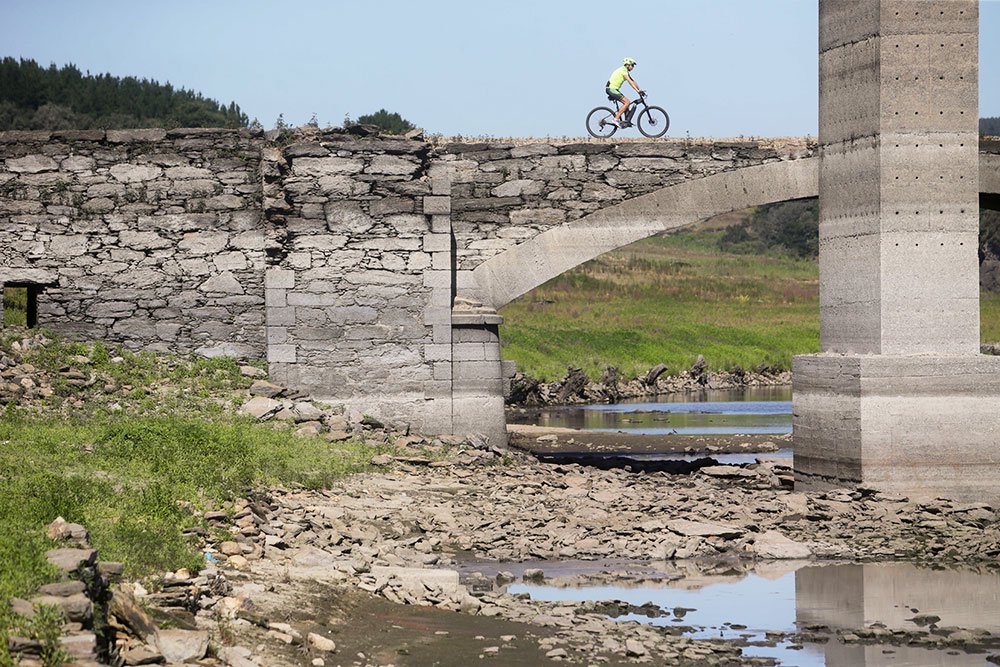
[498,225,1000,382]
[0,57,248,130]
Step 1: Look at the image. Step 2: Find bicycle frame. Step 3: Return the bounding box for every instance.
[612,92,648,119]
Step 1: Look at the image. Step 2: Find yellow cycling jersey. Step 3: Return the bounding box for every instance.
[607,66,629,91]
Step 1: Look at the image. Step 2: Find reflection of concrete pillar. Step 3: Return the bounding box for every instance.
[796,563,1000,667]
[795,0,1000,504]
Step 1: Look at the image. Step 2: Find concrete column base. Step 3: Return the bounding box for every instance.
[793,353,1000,504]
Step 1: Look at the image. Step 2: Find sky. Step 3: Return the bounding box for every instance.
[2,0,999,138]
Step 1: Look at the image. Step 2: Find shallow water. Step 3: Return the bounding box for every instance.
[487,560,1000,666]
[521,386,793,436]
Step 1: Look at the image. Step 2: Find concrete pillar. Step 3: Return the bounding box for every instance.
[451,308,508,447]
[794,0,1000,503]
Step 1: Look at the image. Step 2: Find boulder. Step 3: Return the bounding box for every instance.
[239,396,282,420]
[155,629,209,663]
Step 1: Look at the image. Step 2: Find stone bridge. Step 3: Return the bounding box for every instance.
[2,0,1000,503]
[1,129,998,447]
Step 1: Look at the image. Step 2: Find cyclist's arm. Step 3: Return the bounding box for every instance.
[625,74,643,94]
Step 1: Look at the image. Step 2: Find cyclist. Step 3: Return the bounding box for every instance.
[606,57,644,127]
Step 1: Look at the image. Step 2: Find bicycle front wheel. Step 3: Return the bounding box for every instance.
[638,106,670,138]
[586,107,618,138]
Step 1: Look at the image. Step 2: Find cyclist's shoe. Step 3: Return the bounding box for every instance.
[604,119,620,128]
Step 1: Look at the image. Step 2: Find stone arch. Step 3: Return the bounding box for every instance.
[467,157,820,311]
[466,152,1000,310]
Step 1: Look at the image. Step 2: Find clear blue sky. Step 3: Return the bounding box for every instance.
[2,0,998,138]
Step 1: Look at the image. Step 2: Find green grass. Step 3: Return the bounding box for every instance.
[500,229,1000,381]
[499,230,821,380]
[2,288,27,327]
[0,414,376,600]
[0,332,384,657]
[984,292,1000,344]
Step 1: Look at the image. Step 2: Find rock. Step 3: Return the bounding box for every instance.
[665,519,744,539]
[45,516,89,544]
[752,530,813,559]
[60,632,96,659]
[219,541,243,556]
[155,629,209,663]
[556,367,588,403]
[370,454,394,466]
[249,380,285,398]
[545,648,568,659]
[219,646,261,667]
[238,396,282,420]
[625,639,647,657]
[109,588,157,641]
[37,581,86,597]
[700,465,756,478]
[642,363,667,386]
[295,422,323,437]
[240,365,267,378]
[120,643,163,665]
[293,402,325,422]
[45,548,97,573]
[522,568,545,582]
[227,554,250,570]
[9,597,34,618]
[30,593,92,622]
[308,632,336,652]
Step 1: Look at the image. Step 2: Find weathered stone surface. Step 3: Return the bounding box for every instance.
[109,588,157,640]
[46,548,97,573]
[239,396,282,420]
[665,519,745,539]
[752,530,812,559]
[7,155,59,173]
[155,629,209,663]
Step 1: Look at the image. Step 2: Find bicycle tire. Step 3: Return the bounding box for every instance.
[586,106,618,138]
[637,106,670,138]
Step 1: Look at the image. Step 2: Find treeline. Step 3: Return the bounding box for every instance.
[0,57,248,131]
[983,117,1000,136]
[718,200,1000,266]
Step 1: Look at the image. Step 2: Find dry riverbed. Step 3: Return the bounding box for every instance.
[133,447,1000,667]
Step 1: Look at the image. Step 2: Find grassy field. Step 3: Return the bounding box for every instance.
[2,287,26,327]
[499,228,1000,381]
[0,333,382,656]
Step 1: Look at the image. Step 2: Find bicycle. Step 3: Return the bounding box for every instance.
[585,91,670,138]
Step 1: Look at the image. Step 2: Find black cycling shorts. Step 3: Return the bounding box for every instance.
[606,87,625,101]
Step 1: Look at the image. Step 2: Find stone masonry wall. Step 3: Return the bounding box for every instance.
[436,138,816,271]
[3,129,998,438]
[259,132,453,432]
[0,128,267,357]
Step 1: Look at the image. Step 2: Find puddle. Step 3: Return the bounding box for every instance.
[513,386,792,436]
[461,560,1000,666]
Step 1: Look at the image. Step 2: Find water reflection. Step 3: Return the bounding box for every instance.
[502,560,1000,666]
[514,386,793,436]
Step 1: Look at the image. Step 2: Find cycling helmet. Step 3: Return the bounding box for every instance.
[623,57,637,66]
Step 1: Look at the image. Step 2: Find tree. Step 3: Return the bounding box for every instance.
[983,117,1000,136]
[355,108,416,134]
[0,57,249,130]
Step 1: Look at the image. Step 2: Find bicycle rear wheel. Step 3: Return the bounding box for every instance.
[637,106,670,138]
[586,106,618,138]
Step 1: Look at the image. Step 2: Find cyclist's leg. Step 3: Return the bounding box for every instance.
[606,87,627,123]
[614,97,631,121]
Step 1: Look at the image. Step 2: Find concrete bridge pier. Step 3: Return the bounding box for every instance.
[794,0,1000,503]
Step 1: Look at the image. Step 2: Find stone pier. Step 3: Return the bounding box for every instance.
[793,0,1000,503]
